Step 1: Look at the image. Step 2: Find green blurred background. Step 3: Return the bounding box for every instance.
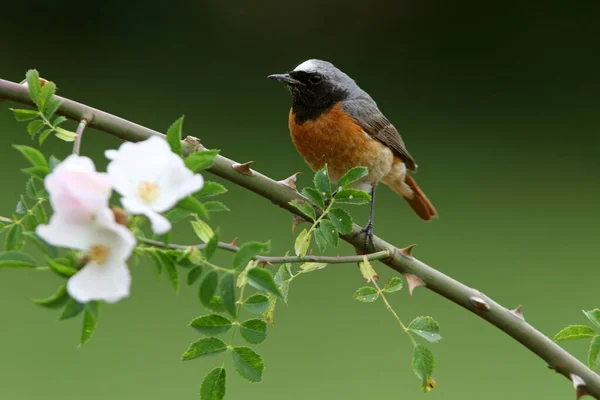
[1,1,599,399]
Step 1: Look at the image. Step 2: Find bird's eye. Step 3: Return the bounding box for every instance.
[309,74,323,85]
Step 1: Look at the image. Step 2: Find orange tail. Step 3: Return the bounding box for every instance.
[403,175,437,221]
[382,172,437,221]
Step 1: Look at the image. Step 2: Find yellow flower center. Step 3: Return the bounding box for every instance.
[138,181,160,203]
[89,244,110,265]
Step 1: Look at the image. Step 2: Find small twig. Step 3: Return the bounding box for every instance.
[72,119,87,155]
[139,237,390,264]
[371,278,417,346]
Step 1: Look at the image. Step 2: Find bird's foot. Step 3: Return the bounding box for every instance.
[353,222,374,254]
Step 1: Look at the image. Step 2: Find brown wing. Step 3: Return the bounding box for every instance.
[342,98,417,171]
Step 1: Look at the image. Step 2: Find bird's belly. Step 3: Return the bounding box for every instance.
[288,104,393,190]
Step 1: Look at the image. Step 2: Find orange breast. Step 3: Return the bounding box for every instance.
[288,102,393,186]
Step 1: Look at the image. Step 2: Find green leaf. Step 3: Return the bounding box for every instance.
[0,250,37,268]
[206,296,226,313]
[146,251,163,276]
[60,299,85,320]
[44,97,62,120]
[328,208,353,235]
[15,200,26,215]
[247,268,282,298]
[584,310,600,329]
[26,122,43,137]
[197,182,227,198]
[589,335,600,369]
[383,277,403,293]
[157,251,179,292]
[185,150,220,172]
[412,345,435,392]
[25,178,38,200]
[220,273,237,318]
[204,201,230,212]
[231,346,264,383]
[294,228,311,257]
[299,262,327,273]
[200,367,226,400]
[205,228,220,261]
[313,165,331,199]
[166,115,184,155]
[233,241,271,270]
[47,258,78,278]
[243,293,270,314]
[189,314,233,336]
[26,69,41,103]
[177,196,209,219]
[200,271,219,307]
[240,319,267,344]
[81,302,99,345]
[554,325,597,342]
[4,224,25,251]
[408,316,442,343]
[289,199,316,221]
[10,108,39,122]
[54,127,77,142]
[301,187,326,209]
[53,116,67,127]
[353,287,379,302]
[334,188,371,205]
[181,337,227,361]
[165,208,192,223]
[22,166,48,179]
[187,265,204,285]
[40,129,53,145]
[319,219,339,247]
[37,81,56,113]
[337,166,369,187]
[33,284,69,309]
[274,263,292,303]
[191,220,214,243]
[313,229,327,252]
[13,145,48,170]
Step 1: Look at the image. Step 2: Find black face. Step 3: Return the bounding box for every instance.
[284,71,348,123]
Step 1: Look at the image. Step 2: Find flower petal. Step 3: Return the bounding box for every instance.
[67,262,131,304]
[36,216,99,250]
[121,197,171,234]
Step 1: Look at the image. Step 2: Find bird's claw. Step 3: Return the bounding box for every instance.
[353,222,374,254]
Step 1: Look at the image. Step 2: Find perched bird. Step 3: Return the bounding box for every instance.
[268,59,436,249]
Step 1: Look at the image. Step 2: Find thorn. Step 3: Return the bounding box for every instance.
[278,172,301,191]
[403,273,425,295]
[469,296,491,311]
[291,214,305,232]
[399,244,417,258]
[229,237,238,246]
[510,305,525,321]
[232,161,254,176]
[261,261,273,268]
[570,374,588,399]
[309,248,313,256]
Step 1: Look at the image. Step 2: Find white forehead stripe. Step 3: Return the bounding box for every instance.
[294,60,318,72]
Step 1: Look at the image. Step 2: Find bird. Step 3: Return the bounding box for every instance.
[268,59,437,251]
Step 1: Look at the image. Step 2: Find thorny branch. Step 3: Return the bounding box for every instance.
[1,78,598,398]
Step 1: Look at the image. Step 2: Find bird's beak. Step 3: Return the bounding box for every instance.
[267,73,304,86]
